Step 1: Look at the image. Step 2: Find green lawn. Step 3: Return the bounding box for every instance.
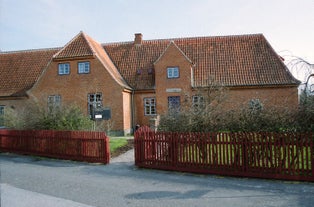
[109,138,128,153]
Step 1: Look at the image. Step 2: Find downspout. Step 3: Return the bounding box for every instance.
[131,89,135,134]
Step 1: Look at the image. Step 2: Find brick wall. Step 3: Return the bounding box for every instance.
[134,91,156,127]
[225,86,299,110]
[154,42,193,114]
[29,57,131,134]
[133,42,299,128]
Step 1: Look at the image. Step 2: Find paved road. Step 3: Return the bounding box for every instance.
[1,152,314,207]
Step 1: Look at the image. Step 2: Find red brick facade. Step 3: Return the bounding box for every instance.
[0,32,300,134]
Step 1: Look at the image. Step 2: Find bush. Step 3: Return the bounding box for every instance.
[158,89,314,132]
[296,93,314,131]
[223,106,296,132]
[4,104,93,131]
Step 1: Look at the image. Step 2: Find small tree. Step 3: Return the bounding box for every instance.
[158,78,228,132]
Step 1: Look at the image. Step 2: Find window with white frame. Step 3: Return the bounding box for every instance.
[78,62,90,74]
[144,97,156,115]
[88,93,103,119]
[192,95,205,113]
[167,67,179,78]
[48,95,61,111]
[58,63,70,75]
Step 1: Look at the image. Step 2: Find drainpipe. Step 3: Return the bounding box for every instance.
[131,89,135,134]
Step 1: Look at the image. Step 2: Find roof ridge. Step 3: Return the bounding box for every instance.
[147,33,263,42]
[0,47,61,54]
[102,33,264,46]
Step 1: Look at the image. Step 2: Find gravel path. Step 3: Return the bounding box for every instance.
[111,149,134,163]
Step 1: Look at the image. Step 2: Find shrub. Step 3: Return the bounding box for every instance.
[4,104,93,131]
[158,81,228,132]
[158,86,314,132]
[296,93,314,131]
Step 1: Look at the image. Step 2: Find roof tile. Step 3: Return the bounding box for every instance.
[0,48,59,97]
[1,33,300,98]
[104,34,300,89]
[53,31,94,60]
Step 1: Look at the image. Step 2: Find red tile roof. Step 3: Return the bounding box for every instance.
[53,31,94,60]
[54,32,131,89]
[0,33,300,98]
[104,34,300,90]
[0,48,59,97]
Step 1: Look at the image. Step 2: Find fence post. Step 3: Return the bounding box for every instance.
[172,132,178,168]
[242,132,247,173]
[105,135,110,164]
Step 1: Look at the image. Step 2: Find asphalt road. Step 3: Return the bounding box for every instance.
[1,152,314,207]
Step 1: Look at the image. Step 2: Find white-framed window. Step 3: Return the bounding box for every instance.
[58,63,70,75]
[192,95,205,113]
[167,67,179,79]
[88,93,103,119]
[48,95,61,111]
[144,97,156,116]
[78,62,90,74]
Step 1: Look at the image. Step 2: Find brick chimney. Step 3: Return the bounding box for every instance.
[134,33,143,45]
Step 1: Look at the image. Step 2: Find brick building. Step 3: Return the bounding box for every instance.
[0,32,300,134]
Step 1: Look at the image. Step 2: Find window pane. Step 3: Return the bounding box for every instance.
[48,95,61,111]
[58,63,70,75]
[167,67,179,78]
[173,68,178,77]
[96,93,102,101]
[144,98,156,115]
[167,69,172,78]
[88,93,103,119]
[168,96,180,113]
[78,62,90,74]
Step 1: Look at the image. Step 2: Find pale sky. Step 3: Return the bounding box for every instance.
[1,0,313,64]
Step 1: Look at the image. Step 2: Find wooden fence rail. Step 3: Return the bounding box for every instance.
[0,129,110,164]
[134,127,314,182]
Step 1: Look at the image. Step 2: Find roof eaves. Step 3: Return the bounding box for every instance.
[0,47,61,54]
[261,34,301,85]
[0,95,29,100]
[82,32,98,55]
[92,41,132,90]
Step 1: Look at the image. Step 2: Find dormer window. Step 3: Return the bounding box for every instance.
[167,67,179,79]
[58,63,70,75]
[78,62,90,74]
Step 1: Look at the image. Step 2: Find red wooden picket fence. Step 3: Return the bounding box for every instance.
[0,129,110,164]
[134,126,314,182]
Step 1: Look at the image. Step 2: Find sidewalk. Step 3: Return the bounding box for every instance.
[1,149,135,207]
[1,184,95,207]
